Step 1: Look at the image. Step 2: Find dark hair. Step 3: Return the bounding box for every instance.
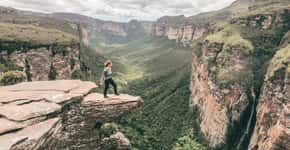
[104,60,112,67]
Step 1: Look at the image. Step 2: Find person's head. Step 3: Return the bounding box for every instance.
[104,60,112,68]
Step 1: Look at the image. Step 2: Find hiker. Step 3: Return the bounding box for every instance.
[100,60,120,98]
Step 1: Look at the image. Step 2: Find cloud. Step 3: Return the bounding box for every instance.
[0,0,236,22]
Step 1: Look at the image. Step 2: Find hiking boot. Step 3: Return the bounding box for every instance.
[104,96,109,98]
[115,93,120,96]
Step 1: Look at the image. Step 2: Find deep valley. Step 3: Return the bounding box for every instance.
[0,0,290,150]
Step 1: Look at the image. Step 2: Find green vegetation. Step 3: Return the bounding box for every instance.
[92,36,207,150]
[266,44,290,80]
[206,24,254,52]
[244,1,290,16]
[204,11,290,88]
[0,59,22,72]
[0,7,78,35]
[280,31,290,48]
[203,24,255,89]
[202,6,290,148]
[0,70,26,85]
[0,21,103,83]
[0,23,78,46]
[173,129,206,150]
[100,123,119,138]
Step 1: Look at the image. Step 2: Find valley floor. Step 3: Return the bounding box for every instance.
[92,37,207,150]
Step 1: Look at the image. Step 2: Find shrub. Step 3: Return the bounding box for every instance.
[71,70,83,79]
[173,129,206,150]
[100,123,119,138]
[0,71,26,85]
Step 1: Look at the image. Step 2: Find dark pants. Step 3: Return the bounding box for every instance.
[104,78,118,97]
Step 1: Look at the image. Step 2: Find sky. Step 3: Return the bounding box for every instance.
[0,0,237,22]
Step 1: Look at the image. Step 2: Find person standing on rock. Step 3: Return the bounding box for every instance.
[100,60,120,98]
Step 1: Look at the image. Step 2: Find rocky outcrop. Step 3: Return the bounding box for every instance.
[152,22,211,47]
[249,45,290,150]
[0,80,142,150]
[102,132,131,150]
[188,3,290,148]
[0,20,84,81]
[0,44,81,81]
[190,39,254,147]
[231,9,290,29]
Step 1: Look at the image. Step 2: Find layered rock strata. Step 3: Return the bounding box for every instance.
[0,80,142,150]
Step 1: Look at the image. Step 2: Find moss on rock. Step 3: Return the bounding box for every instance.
[0,70,26,85]
[266,44,290,80]
[206,24,254,53]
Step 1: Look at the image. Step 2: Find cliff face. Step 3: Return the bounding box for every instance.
[0,20,89,81]
[0,45,81,81]
[152,19,212,47]
[231,12,287,29]
[190,36,253,148]
[249,45,290,150]
[0,80,142,150]
[150,0,254,48]
[190,6,290,149]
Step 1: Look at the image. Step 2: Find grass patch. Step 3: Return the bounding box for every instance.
[0,23,78,45]
[266,44,290,80]
[206,24,254,53]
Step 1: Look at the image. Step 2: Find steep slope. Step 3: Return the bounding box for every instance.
[249,40,290,150]
[151,0,253,47]
[0,6,105,83]
[190,1,290,149]
[0,23,81,81]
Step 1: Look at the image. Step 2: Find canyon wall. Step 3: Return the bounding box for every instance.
[151,17,212,47]
[0,13,93,82]
[0,44,81,81]
[190,7,290,149]
[249,42,290,150]
[190,37,253,148]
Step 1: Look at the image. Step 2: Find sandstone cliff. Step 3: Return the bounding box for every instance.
[190,30,254,148]
[0,22,84,81]
[249,44,290,150]
[0,80,142,150]
[190,4,290,149]
[151,16,212,47]
[151,0,253,48]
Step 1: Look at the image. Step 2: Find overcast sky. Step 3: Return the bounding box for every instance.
[0,0,237,22]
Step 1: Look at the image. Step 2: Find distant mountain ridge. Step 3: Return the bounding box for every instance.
[0,6,151,44]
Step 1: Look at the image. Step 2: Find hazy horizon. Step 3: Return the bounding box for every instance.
[0,0,237,22]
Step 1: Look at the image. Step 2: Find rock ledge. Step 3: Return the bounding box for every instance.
[0,80,142,150]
